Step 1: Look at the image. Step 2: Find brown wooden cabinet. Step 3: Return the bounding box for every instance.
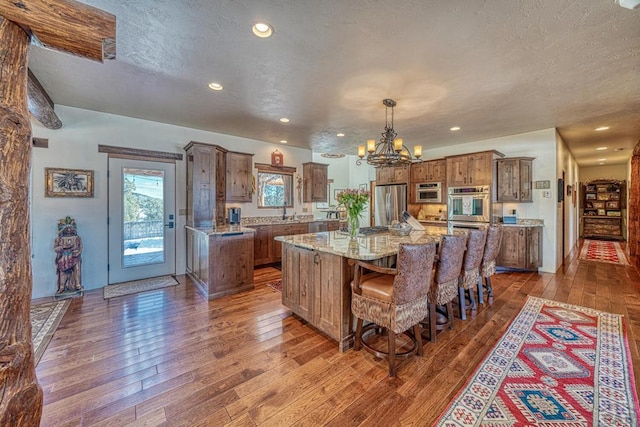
[582,180,625,239]
[248,225,272,265]
[226,151,253,202]
[410,159,446,182]
[446,151,500,187]
[281,244,352,350]
[248,222,309,266]
[376,166,409,185]
[303,162,328,202]
[497,226,542,271]
[495,157,533,202]
[186,228,254,299]
[184,141,227,227]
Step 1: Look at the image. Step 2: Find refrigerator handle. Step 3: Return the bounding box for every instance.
[385,192,391,223]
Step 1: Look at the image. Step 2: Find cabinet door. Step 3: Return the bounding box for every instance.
[193,145,216,227]
[526,227,542,270]
[376,167,391,185]
[467,152,492,185]
[271,225,287,263]
[282,245,313,321]
[428,159,446,181]
[310,164,328,201]
[226,152,252,202]
[519,159,533,202]
[446,156,468,186]
[411,163,428,182]
[496,159,520,202]
[498,227,525,268]
[393,167,409,183]
[313,251,344,339]
[249,225,272,265]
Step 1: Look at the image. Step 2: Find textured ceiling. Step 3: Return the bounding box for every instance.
[28,0,640,166]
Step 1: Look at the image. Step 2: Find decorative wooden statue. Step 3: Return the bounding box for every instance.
[54,217,84,299]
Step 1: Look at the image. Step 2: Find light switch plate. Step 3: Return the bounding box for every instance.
[542,191,552,198]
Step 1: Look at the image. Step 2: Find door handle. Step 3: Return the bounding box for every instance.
[165,221,174,229]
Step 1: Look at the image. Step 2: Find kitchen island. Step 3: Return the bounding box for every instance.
[275,227,451,351]
[186,225,255,300]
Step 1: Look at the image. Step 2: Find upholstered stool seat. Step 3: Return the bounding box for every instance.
[426,234,467,342]
[351,242,436,377]
[457,227,488,320]
[477,225,503,305]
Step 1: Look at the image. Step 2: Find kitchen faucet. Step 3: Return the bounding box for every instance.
[282,205,287,220]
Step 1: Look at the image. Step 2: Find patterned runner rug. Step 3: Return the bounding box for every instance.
[31,299,70,366]
[266,279,282,293]
[434,297,639,426]
[579,239,629,265]
[103,275,179,299]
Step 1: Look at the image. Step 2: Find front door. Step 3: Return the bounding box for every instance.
[108,158,176,284]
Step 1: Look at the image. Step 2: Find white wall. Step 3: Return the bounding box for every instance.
[31,106,312,299]
[579,164,628,182]
[422,128,560,273]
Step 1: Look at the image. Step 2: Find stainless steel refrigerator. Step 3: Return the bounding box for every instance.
[374,184,407,226]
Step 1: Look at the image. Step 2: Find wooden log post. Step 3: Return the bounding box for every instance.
[629,142,640,268]
[0,17,42,426]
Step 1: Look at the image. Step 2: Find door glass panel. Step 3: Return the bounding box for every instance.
[122,168,165,268]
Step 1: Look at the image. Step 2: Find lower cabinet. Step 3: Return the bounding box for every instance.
[497,226,542,271]
[248,222,311,266]
[186,228,254,299]
[281,244,353,351]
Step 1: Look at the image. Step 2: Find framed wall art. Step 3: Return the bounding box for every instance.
[45,168,94,198]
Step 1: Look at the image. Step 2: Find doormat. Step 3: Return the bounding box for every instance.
[103,275,179,299]
[31,299,70,366]
[266,279,282,293]
[579,239,629,265]
[434,297,639,426]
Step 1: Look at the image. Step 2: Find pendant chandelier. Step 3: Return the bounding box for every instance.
[356,99,422,168]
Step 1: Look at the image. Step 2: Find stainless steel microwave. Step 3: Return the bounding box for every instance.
[415,182,442,203]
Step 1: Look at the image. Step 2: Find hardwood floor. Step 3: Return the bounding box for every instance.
[36,243,640,426]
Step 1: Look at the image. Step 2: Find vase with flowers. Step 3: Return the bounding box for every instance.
[336,188,370,238]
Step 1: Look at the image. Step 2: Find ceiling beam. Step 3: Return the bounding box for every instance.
[27,69,61,129]
[0,0,116,62]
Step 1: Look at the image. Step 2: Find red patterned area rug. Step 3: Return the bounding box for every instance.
[579,239,629,265]
[434,297,639,426]
[266,279,282,293]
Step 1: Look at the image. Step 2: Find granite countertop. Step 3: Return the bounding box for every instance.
[242,215,340,226]
[275,227,457,261]
[185,225,256,235]
[502,219,544,227]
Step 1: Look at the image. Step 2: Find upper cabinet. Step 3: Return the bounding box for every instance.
[303,162,328,202]
[376,166,409,185]
[410,159,446,182]
[495,157,534,202]
[226,151,254,202]
[184,141,227,227]
[446,151,503,187]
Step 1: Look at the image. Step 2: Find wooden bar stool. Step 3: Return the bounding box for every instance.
[350,242,436,377]
[427,234,467,342]
[457,227,488,320]
[477,224,504,305]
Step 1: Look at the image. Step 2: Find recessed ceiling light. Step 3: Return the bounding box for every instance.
[279,117,290,123]
[598,158,607,161]
[280,140,287,144]
[337,133,345,137]
[595,126,610,131]
[252,22,273,38]
[596,147,608,150]
[450,126,461,131]
[599,162,605,165]
[614,148,624,151]
[208,82,223,91]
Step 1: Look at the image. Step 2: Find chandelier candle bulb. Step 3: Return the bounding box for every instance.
[358,145,366,158]
[367,139,376,153]
[414,145,422,158]
[393,138,403,152]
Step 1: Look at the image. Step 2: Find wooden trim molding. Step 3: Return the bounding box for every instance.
[254,162,296,174]
[27,69,62,129]
[98,145,183,162]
